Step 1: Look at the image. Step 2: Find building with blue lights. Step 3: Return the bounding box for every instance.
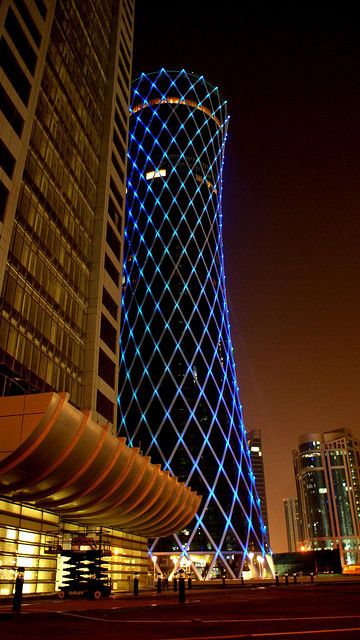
[118,69,271,580]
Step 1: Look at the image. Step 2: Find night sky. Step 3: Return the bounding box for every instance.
[131,1,360,551]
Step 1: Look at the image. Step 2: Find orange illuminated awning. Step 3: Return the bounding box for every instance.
[0,392,201,536]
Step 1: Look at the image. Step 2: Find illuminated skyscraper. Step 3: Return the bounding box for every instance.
[118,69,270,579]
[247,429,270,547]
[294,429,360,567]
[283,497,302,552]
[0,0,134,428]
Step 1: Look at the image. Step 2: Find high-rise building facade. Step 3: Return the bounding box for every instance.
[0,0,134,428]
[247,429,270,547]
[283,497,302,552]
[118,69,270,580]
[293,429,360,566]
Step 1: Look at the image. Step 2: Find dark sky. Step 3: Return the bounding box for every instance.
[131,1,360,551]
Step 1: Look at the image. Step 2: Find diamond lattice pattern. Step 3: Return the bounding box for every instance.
[118,69,268,578]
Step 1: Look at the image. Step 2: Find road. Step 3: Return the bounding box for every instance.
[1,581,360,639]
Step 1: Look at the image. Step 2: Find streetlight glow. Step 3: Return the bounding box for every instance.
[151,555,158,582]
[257,555,264,578]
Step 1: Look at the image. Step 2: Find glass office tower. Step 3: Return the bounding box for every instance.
[118,69,269,579]
[294,429,360,566]
[0,0,133,428]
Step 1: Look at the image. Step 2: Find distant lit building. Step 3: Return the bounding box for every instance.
[283,497,302,552]
[247,429,270,548]
[293,429,360,566]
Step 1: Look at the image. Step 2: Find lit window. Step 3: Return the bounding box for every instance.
[319,488,327,493]
[251,446,260,452]
[146,169,166,180]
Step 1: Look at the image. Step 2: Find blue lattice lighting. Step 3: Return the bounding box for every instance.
[118,69,272,580]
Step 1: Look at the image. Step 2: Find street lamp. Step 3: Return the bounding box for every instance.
[151,555,158,583]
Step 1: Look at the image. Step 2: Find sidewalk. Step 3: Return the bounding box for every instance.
[0,584,207,615]
[1,574,359,615]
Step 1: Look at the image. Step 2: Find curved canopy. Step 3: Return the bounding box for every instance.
[0,392,201,536]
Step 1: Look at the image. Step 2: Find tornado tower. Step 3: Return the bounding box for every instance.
[118,69,270,579]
